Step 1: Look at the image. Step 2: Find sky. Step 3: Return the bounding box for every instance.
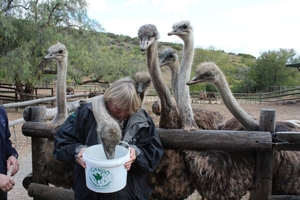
[86,0,299,58]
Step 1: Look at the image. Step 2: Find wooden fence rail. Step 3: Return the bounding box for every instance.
[4,93,88,147]
[189,87,300,104]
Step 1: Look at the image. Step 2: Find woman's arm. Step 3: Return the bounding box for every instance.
[130,111,164,174]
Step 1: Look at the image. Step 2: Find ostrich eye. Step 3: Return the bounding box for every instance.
[182,25,188,29]
[204,71,212,77]
[58,50,63,54]
[169,55,174,58]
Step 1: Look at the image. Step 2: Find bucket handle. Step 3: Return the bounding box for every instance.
[118,141,130,149]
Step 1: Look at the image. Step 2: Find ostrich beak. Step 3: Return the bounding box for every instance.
[44,53,53,60]
[167,30,176,36]
[136,83,144,94]
[140,37,156,51]
[101,140,116,160]
[187,77,202,85]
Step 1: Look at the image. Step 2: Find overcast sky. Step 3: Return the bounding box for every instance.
[86,0,299,58]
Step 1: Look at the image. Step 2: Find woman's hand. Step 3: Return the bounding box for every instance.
[7,156,19,176]
[76,147,87,168]
[124,147,136,171]
[0,174,15,192]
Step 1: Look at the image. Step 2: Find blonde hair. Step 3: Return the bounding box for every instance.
[103,77,141,114]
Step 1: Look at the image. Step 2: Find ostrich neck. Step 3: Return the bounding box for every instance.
[147,41,172,105]
[180,36,194,82]
[168,61,179,105]
[215,74,259,130]
[178,35,194,103]
[55,59,67,119]
[177,34,197,129]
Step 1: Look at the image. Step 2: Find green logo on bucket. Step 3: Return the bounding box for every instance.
[88,167,113,190]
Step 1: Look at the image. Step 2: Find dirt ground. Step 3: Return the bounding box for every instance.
[5,99,300,200]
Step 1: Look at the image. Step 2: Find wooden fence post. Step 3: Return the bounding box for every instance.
[14,86,18,112]
[250,109,276,200]
[23,106,48,200]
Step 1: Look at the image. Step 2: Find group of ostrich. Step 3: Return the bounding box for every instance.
[36,20,300,200]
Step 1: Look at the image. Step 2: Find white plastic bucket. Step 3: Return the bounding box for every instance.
[83,142,130,193]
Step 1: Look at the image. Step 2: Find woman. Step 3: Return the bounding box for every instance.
[0,106,19,200]
[53,77,164,200]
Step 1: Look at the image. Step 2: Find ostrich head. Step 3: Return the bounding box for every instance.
[187,62,221,86]
[138,24,159,51]
[158,48,178,67]
[44,42,68,63]
[100,123,122,159]
[187,62,260,131]
[168,20,193,40]
[134,71,152,94]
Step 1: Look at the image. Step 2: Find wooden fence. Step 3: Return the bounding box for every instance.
[2,83,299,105]
[0,83,18,104]
[189,87,300,105]
[2,88,300,199]
[18,106,300,200]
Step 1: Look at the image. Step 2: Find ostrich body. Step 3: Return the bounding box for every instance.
[91,95,122,159]
[40,42,73,188]
[168,20,198,131]
[152,98,161,116]
[187,61,300,196]
[138,24,194,200]
[66,86,75,95]
[134,71,151,106]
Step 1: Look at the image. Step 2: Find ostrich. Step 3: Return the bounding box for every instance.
[91,95,122,159]
[152,98,161,116]
[187,61,300,196]
[88,89,97,98]
[44,42,68,126]
[158,47,254,199]
[159,47,225,129]
[168,20,198,132]
[138,24,195,200]
[66,86,75,95]
[134,71,152,106]
[39,42,74,188]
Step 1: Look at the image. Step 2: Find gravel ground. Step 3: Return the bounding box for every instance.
[7,135,32,200]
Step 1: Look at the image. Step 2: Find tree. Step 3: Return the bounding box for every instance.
[0,0,103,100]
[190,48,257,93]
[253,49,300,92]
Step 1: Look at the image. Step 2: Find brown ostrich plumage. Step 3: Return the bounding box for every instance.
[66,86,74,95]
[185,150,255,199]
[138,24,195,200]
[152,98,161,116]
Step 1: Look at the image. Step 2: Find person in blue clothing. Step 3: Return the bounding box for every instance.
[0,106,19,200]
[54,77,164,200]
